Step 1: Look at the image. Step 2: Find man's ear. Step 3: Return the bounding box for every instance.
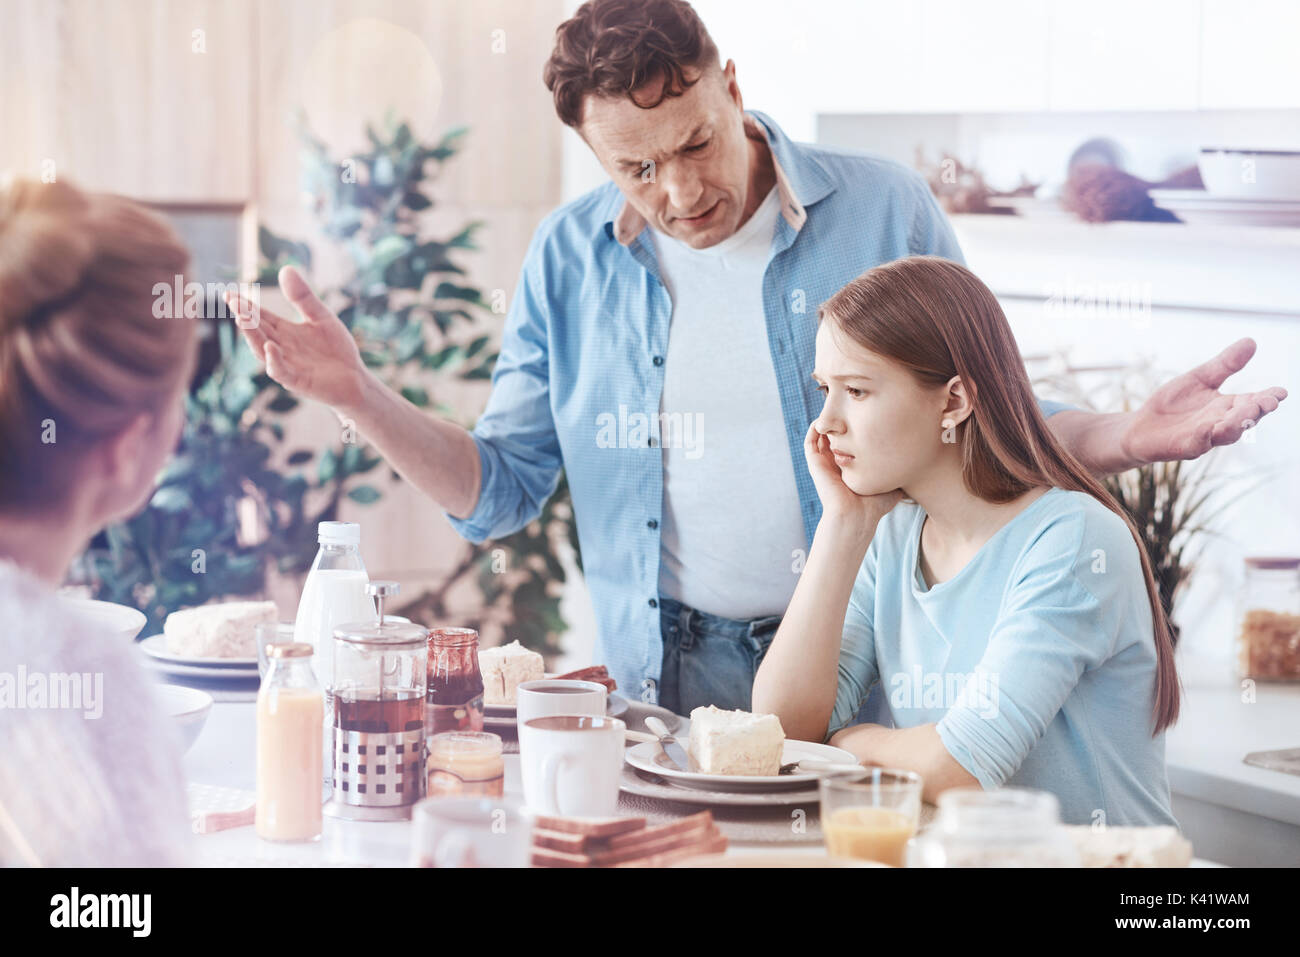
[942,375,975,426]
[722,59,742,109]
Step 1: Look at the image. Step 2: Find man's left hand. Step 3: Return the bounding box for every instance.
[1121,337,1287,465]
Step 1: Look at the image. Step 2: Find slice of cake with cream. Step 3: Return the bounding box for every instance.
[163,600,277,658]
[479,639,545,705]
[687,705,786,775]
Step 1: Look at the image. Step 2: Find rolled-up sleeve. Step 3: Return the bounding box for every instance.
[1036,396,1076,418]
[825,547,882,742]
[445,232,564,543]
[934,516,1114,789]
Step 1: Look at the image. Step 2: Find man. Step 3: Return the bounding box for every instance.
[229,0,1285,717]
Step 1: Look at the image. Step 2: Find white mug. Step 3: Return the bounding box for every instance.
[519,714,626,818]
[516,679,606,727]
[411,796,533,868]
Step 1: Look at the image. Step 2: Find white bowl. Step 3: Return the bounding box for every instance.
[153,685,213,753]
[1198,148,1300,200]
[62,597,148,642]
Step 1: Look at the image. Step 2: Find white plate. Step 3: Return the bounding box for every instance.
[142,658,260,681]
[1149,189,1300,226]
[619,764,820,807]
[139,634,258,669]
[624,739,859,792]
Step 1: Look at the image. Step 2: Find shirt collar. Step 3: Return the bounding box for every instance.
[603,109,835,246]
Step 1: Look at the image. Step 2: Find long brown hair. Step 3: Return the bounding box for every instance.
[0,178,195,509]
[820,255,1179,735]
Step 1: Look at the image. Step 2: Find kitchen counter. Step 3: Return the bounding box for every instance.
[1163,677,1300,866]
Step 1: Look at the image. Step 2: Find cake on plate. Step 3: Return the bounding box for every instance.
[479,639,544,705]
[1066,826,1193,867]
[687,705,785,776]
[163,600,277,658]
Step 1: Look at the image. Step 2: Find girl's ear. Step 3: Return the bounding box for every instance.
[942,375,975,427]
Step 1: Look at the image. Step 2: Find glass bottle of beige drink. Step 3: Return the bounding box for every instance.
[256,642,323,842]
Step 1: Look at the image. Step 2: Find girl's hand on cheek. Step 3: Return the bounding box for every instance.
[804,424,903,539]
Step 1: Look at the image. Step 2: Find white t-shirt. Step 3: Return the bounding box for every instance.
[651,186,807,619]
[0,560,193,866]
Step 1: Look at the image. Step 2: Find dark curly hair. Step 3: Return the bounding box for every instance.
[544,0,721,129]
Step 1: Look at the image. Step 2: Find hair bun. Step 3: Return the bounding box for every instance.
[0,180,98,333]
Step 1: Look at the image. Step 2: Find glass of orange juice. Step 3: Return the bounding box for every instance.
[819,768,923,866]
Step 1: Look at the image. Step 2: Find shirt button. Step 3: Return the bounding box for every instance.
[652,355,664,366]
[648,598,658,608]
[647,519,658,529]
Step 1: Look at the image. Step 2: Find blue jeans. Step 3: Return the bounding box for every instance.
[656,595,893,726]
[657,596,782,716]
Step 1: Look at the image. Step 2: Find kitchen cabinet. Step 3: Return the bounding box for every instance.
[0,0,254,202]
[1045,0,1200,111]
[698,0,1298,120]
[1200,0,1300,109]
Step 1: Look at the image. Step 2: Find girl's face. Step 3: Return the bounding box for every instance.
[810,321,950,497]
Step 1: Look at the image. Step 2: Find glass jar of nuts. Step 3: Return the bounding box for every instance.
[1235,557,1300,682]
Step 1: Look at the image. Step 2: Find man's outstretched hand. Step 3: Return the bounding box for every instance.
[224,265,369,412]
[1121,337,1287,465]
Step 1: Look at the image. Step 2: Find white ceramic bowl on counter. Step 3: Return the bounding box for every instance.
[1198,148,1300,200]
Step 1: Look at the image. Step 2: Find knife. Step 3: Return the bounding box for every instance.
[645,716,692,772]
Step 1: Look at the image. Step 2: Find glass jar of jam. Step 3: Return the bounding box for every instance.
[427,627,486,736]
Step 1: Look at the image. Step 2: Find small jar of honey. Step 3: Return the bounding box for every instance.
[427,731,505,798]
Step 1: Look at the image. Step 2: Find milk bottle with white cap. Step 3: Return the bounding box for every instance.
[293,521,374,790]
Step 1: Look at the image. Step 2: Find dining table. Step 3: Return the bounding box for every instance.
[168,673,1221,867]
[178,683,870,867]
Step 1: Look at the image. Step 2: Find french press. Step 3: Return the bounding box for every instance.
[324,581,429,821]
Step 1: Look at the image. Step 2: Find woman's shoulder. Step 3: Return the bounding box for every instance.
[0,561,128,674]
[1014,488,1144,587]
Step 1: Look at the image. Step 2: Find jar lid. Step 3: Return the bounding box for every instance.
[318,521,360,546]
[1245,556,1300,570]
[428,731,502,755]
[935,786,1061,833]
[428,627,479,646]
[268,642,314,658]
[333,618,429,647]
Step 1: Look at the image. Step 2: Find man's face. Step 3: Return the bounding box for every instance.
[579,60,755,249]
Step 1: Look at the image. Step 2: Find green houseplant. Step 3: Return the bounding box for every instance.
[76,117,578,655]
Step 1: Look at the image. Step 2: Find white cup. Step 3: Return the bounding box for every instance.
[519,714,626,818]
[516,679,606,727]
[411,796,533,868]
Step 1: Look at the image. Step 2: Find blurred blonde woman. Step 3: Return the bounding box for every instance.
[0,179,197,864]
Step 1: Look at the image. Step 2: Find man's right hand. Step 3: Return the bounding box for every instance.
[225,265,369,413]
